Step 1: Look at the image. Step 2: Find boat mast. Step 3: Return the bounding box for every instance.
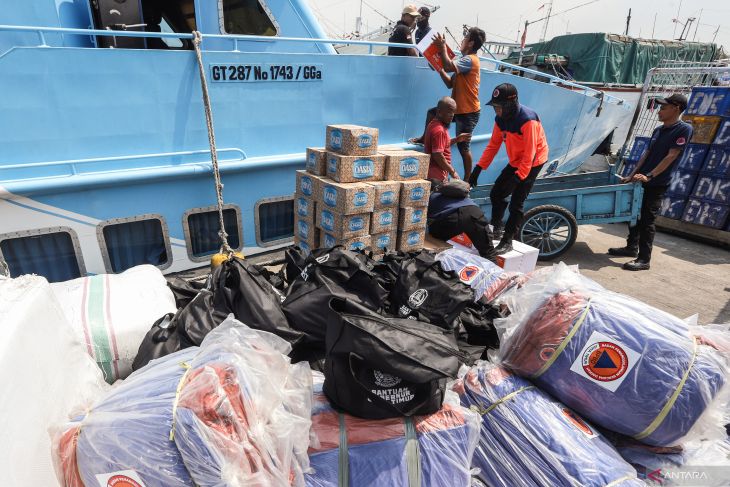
[540,1,553,42]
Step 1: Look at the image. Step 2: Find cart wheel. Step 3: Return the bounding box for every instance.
[518,205,578,261]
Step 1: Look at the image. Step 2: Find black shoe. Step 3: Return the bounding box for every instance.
[492,225,504,240]
[494,240,513,255]
[623,259,650,271]
[480,249,500,264]
[608,246,639,257]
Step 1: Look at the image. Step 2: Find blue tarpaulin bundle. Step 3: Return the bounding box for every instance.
[54,317,313,487]
[498,264,729,447]
[457,362,643,487]
[436,247,520,302]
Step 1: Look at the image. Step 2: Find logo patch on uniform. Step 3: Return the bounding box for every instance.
[357,134,373,148]
[676,137,687,146]
[330,129,343,150]
[570,331,640,392]
[353,159,375,179]
[399,157,420,178]
[381,191,395,205]
[354,191,368,207]
[459,265,482,285]
[323,186,338,207]
[561,408,597,438]
[408,288,428,308]
[301,176,313,196]
[374,370,402,388]
[492,88,500,98]
[349,216,365,231]
[411,187,425,201]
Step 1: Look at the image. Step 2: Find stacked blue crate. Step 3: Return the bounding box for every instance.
[620,136,650,176]
[660,144,709,220]
[685,87,730,117]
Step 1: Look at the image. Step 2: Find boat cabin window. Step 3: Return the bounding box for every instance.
[256,197,294,246]
[98,215,172,273]
[142,0,197,49]
[220,0,278,36]
[0,228,85,283]
[184,206,242,261]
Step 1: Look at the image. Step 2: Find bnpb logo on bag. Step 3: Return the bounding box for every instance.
[301,177,313,196]
[379,211,393,225]
[410,187,425,201]
[327,157,338,175]
[324,233,336,248]
[323,186,338,207]
[380,191,395,205]
[412,209,423,223]
[376,234,391,248]
[357,134,373,148]
[373,370,402,388]
[297,220,310,239]
[407,232,420,246]
[330,129,343,150]
[296,197,309,217]
[353,159,374,179]
[349,216,365,231]
[321,211,334,231]
[354,191,368,207]
[96,471,146,487]
[408,288,428,308]
[399,157,420,178]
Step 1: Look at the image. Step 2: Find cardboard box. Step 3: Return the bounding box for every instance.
[294,215,319,249]
[294,193,316,222]
[306,147,327,176]
[370,208,398,234]
[400,179,431,208]
[295,170,329,198]
[326,125,379,156]
[367,181,401,210]
[398,207,427,231]
[320,233,372,252]
[381,150,429,181]
[316,208,370,239]
[397,228,426,252]
[326,153,386,183]
[371,231,397,252]
[447,233,539,274]
[317,180,375,215]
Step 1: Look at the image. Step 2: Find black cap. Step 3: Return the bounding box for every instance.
[418,6,431,16]
[486,83,518,106]
[655,93,688,111]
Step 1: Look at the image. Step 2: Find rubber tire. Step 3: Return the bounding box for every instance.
[518,204,578,261]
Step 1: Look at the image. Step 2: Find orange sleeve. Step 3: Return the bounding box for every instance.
[477,123,503,170]
[516,120,539,180]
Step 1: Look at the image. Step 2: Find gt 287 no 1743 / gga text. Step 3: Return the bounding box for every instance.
[210,64,323,82]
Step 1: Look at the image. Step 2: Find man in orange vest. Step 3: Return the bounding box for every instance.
[432,27,486,182]
[469,83,549,254]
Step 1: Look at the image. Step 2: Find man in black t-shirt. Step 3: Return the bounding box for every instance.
[609,93,693,271]
[387,5,419,57]
[415,6,432,46]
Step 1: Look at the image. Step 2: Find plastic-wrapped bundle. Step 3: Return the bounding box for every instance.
[436,248,517,302]
[306,373,480,487]
[498,264,729,446]
[457,362,643,487]
[54,317,313,487]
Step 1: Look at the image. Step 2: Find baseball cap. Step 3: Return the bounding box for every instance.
[418,6,431,16]
[655,93,688,111]
[402,4,419,17]
[486,83,518,106]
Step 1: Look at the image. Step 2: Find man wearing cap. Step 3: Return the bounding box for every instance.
[415,7,432,46]
[469,83,549,254]
[387,5,419,57]
[608,93,693,271]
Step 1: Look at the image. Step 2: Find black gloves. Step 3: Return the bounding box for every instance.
[468,166,482,187]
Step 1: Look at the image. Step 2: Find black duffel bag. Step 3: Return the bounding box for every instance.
[283,247,388,362]
[388,251,473,329]
[324,298,467,419]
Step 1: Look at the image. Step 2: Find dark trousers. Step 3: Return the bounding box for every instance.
[490,164,543,240]
[429,206,495,257]
[627,185,667,262]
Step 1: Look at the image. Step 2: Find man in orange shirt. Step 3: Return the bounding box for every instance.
[432,27,486,182]
[469,83,549,254]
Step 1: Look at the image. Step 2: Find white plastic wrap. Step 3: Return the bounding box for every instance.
[50,265,177,383]
[0,275,106,487]
[53,316,313,487]
[436,247,513,302]
[496,263,730,447]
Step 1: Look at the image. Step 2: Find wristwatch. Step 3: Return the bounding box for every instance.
[646,173,654,180]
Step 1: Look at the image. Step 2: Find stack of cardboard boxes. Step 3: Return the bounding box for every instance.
[294,124,431,257]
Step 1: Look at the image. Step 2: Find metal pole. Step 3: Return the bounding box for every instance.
[652,13,657,38]
[625,8,631,36]
[693,9,702,41]
[673,0,683,38]
[540,1,554,42]
[712,25,720,43]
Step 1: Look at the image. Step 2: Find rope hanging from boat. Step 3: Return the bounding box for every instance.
[192,31,233,255]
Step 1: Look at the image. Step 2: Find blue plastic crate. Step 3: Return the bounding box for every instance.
[619,160,637,177]
[628,137,650,161]
[667,170,699,197]
[686,87,730,116]
[677,143,709,173]
[682,198,730,228]
[713,117,730,146]
[692,175,730,205]
[702,145,730,177]
[659,195,688,220]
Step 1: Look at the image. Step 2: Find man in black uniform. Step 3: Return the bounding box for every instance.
[387,5,419,57]
[609,93,693,271]
[415,6,432,46]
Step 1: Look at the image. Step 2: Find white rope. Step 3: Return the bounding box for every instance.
[0,259,9,277]
[192,31,233,255]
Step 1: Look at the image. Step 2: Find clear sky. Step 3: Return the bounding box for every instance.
[307,0,729,50]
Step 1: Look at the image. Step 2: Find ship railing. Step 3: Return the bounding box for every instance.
[1,23,618,100]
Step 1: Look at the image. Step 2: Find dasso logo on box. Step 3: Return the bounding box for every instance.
[321,210,335,231]
[357,134,373,148]
[407,231,420,246]
[299,241,311,254]
[307,152,316,170]
[327,157,338,175]
[323,186,338,207]
[412,209,423,223]
[380,191,395,205]
[379,211,393,225]
[349,216,365,231]
[354,191,368,207]
[330,129,343,150]
[353,159,375,179]
[324,233,336,248]
[350,241,366,251]
[410,187,425,201]
[376,234,391,248]
[399,157,420,178]
[297,220,310,239]
[297,197,309,216]
[301,176,313,196]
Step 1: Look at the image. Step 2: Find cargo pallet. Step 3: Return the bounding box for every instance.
[656,216,730,249]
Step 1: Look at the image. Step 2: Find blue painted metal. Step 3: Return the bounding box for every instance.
[0,0,633,276]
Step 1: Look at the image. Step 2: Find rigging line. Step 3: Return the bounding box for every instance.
[361,0,393,22]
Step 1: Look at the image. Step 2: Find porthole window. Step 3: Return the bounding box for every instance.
[97,215,172,273]
[0,227,85,283]
[219,0,279,36]
[183,206,242,261]
[255,197,294,246]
